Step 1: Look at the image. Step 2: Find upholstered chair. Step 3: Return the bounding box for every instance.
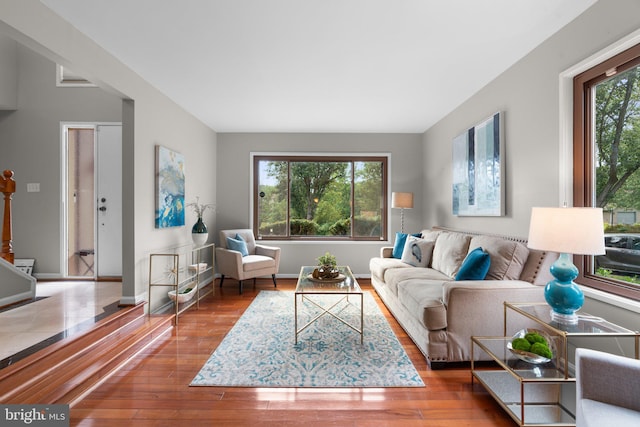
[575,348,640,427]
[216,229,280,294]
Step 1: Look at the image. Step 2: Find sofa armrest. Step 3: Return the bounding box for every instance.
[215,247,243,278]
[255,244,281,269]
[442,280,546,336]
[380,247,394,258]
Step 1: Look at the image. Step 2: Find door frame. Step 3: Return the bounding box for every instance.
[60,121,121,278]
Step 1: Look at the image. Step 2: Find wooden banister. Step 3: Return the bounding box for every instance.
[0,170,15,264]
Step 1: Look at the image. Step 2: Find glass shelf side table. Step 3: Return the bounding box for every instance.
[471,302,639,427]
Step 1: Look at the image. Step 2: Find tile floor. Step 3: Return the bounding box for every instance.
[0,281,122,368]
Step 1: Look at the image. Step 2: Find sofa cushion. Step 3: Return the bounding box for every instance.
[401,236,435,267]
[397,279,449,329]
[455,247,491,280]
[392,232,421,259]
[384,267,451,296]
[431,232,472,278]
[469,235,529,280]
[369,257,410,282]
[420,229,441,242]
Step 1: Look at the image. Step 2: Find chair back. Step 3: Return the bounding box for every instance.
[219,229,257,254]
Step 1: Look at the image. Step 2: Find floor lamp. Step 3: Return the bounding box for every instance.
[391,192,413,233]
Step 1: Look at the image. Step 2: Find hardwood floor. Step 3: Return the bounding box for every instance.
[71,279,515,426]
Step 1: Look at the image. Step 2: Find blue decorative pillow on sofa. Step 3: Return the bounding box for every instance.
[455,247,491,280]
[226,233,249,257]
[392,232,422,259]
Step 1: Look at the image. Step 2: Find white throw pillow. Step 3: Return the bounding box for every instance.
[401,236,435,267]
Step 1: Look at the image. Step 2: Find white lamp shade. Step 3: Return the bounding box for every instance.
[527,207,605,255]
[391,192,413,209]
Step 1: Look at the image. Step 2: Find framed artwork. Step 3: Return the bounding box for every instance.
[452,111,504,216]
[155,145,185,228]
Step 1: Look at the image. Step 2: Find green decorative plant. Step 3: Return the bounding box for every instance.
[317,252,337,268]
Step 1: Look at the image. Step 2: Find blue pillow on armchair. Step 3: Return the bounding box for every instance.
[226,233,249,257]
[392,232,422,259]
[455,247,491,280]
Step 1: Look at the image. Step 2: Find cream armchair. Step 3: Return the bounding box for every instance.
[216,229,280,294]
[576,348,640,427]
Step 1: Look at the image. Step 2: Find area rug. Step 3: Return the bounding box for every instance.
[191,290,424,387]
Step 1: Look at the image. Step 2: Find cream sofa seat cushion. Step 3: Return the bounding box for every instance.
[384,267,450,296]
[468,235,529,280]
[369,257,409,282]
[431,232,471,278]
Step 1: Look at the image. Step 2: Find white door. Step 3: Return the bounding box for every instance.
[96,125,122,277]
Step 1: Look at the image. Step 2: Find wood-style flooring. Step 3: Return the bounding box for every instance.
[71,278,515,426]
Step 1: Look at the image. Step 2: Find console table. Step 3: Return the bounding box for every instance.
[148,242,215,323]
[471,302,639,426]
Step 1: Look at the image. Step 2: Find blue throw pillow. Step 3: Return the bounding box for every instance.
[392,232,422,259]
[455,247,491,280]
[226,234,249,257]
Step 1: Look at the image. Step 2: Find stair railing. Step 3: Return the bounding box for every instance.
[0,170,15,264]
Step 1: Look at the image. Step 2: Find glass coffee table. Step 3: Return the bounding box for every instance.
[295,265,363,344]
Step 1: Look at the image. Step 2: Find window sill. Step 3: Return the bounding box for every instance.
[580,284,640,315]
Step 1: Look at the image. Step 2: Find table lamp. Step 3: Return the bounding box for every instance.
[391,192,413,233]
[527,207,605,324]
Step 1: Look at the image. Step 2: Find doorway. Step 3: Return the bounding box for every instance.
[63,123,122,279]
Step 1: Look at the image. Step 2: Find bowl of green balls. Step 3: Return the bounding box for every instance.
[507,329,555,364]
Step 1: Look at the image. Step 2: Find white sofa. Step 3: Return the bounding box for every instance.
[370,227,558,369]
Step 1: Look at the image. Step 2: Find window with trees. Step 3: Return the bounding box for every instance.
[573,43,640,300]
[253,155,387,241]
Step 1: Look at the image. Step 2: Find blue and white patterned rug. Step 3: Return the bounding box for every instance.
[191,290,424,387]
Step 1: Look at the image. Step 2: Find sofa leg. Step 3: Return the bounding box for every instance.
[219,275,225,288]
[238,280,243,294]
[272,274,277,287]
[428,360,447,370]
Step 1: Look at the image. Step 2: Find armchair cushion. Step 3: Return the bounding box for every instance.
[576,348,640,427]
[242,255,275,272]
[226,234,249,256]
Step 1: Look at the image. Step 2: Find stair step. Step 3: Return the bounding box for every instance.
[0,303,174,405]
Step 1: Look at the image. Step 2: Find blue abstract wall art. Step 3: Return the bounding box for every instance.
[452,112,504,216]
[155,145,185,228]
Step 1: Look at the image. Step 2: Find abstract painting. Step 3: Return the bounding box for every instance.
[155,145,185,228]
[452,112,504,216]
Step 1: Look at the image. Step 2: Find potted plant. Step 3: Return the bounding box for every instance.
[314,252,339,279]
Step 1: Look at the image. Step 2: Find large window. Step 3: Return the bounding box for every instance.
[253,155,388,241]
[573,43,640,300]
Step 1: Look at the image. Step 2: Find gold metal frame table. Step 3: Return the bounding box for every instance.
[295,265,363,344]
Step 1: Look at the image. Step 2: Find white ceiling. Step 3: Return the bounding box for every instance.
[40,0,596,133]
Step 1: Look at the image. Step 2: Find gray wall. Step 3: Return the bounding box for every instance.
[0,0,217,305]
[423,0,640,337]
[0,41,122,274]
[217,133,423,276]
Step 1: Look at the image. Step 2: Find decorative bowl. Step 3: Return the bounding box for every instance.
[168,286,197,303]
[507,328,555,364]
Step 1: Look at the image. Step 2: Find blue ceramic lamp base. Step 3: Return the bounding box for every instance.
[544,252,583,325]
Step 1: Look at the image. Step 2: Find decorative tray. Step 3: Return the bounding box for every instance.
[306,273,346,283]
